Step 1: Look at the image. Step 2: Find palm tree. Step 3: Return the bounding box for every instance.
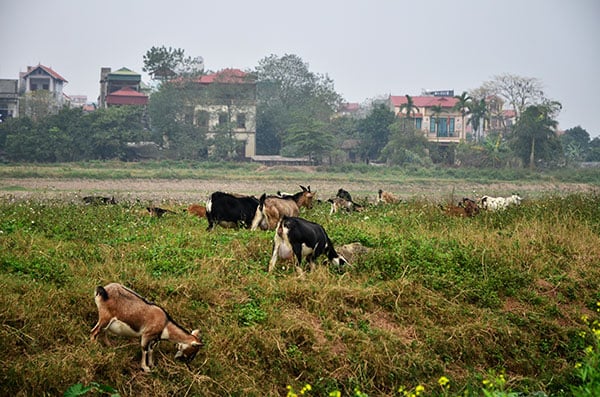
[453,91,472,140]
[398,95,419,130]
[467,98,488,142]
[512,101,561,169]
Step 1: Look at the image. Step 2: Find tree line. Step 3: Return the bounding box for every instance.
[1,47,599,167]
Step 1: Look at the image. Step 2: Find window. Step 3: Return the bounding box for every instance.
[415,118,422,130]
[449,118,455,134]
[42,84,49,90]
[430,118,436,132]
[218,112,228,125]
[196,111,209,128]
[237,113,246,129]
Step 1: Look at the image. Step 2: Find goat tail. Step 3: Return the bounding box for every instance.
[95,285,109,301]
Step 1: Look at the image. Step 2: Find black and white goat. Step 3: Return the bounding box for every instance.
[90,283,202,372]
[268,216,348,274]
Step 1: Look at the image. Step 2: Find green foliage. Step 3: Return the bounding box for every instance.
[357,103,396,161]
[64,382,120,397]
[509,103,562,168]
[1,106,149,162]
[255,53,343,156]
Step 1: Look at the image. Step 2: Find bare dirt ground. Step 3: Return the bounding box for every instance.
[1,174,598,205]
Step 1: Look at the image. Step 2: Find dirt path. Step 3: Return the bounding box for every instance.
[1,176,597,204]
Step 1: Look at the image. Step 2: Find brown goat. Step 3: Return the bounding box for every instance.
[90,283,202,372]
[187,204,207,218]
[251,193,300,230]
[441,197,480,217]
[377,189,399,204]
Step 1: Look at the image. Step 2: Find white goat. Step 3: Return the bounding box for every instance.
[90,283,202,372]
[479,194,522,211]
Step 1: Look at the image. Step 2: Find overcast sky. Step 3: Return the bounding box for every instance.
[2,0,599,137]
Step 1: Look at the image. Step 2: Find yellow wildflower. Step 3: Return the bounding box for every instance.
[438,376,450,387]
[415,385,425,395]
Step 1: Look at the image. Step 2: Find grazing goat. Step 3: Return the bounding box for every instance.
[329,188,363,214]
[186,204,207,218]
[251,193,299,230]
[276,185,315,209]
[269,216,348,274]
[441,197,480,217]
[146,206,176,217]
[479,194,522,211]
[336,188,353,202]
[205,191,259,230]
[91,283,202,372]
[377,189,399,204]
[328,197,356,214]
[83,196,117,205]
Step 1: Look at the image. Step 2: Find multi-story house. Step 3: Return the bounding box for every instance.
[191,68,256,158]
[98,67,148,108]
[18,64,68,104]
[389,93,464,142]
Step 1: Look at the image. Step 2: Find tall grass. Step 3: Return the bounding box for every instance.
[1,183,599,395]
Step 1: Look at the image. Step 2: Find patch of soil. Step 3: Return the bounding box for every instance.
[0,177,597,205]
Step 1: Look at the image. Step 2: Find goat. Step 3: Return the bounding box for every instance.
[332,188,363,213]
[377,189,399,204]
[186,204,207,218]
[479,193,522,211]
[268,216,348,275]
[251,193,299,230]
[441,197,480,217]
[90,283,202,372]
[276,185,315,209]
[328,196,356,215]
[83,196,117,205]
[146,206,176,217]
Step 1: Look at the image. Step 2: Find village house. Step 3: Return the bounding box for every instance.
[98,67,149,108]
[191,68,257,159]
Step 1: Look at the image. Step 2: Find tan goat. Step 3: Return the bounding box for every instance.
[251,193,299,230]
[377,189,400,204]
[90,283,202,372]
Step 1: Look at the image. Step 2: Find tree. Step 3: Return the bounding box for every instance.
[510,102,562,168]
[283,116,334,163]
[357,103,396,162]
[148,80,208,159]
[19,90,62,122]
[561,126,590,164]
[467,98,488,142]
[482,74,545,120]
[380,120,430,166]
[143,46,203,82]
[453,91,472,139]
[397,94,420,131]
[254,54,342,155]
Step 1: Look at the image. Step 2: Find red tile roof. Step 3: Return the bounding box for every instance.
[106,87,148,105]
[197,68,251,84]
[390,95,458,108]
[23,64,68,82]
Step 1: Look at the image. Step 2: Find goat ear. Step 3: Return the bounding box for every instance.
[191,329,200,337]
[192,341,202,347]
[300,185,307,191]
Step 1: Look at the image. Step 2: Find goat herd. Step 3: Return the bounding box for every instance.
[84,187,522,372]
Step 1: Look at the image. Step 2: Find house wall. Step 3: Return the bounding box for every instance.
[0,79,19,119]
[194,103,257,157]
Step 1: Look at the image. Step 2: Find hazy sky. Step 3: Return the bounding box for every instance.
[2,0,599,137]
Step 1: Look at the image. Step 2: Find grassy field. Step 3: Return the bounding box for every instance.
[1,162,599,396]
